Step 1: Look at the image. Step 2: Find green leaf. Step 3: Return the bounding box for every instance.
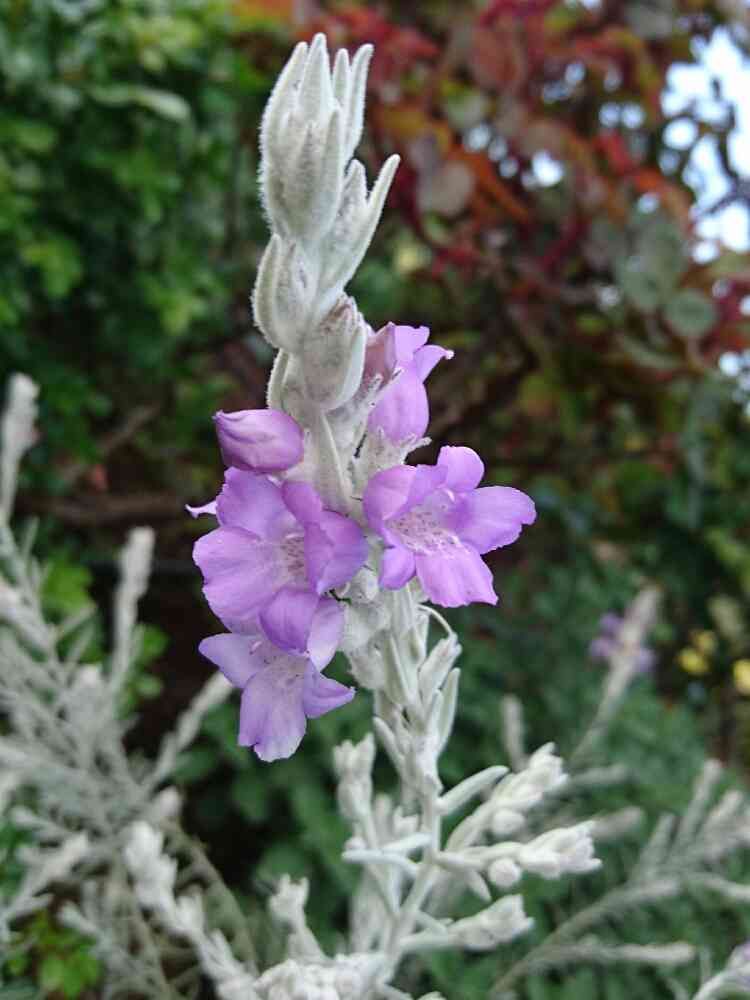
[615,257,665,312]
[230,770,269,823]
[20,234,83,298]
[42,559,93,616]
[637,218,689,286]
[0,116,58,154]
[38,954,66,991]
[663,288,718,339]
[89,85,190,121]
[617,334,679,372]
[173,745,220,784]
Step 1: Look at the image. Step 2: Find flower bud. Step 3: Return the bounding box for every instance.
[518,822,600,880]
[301,296,367,411]
[487,858,523,889]
[490,808,526,838]
[269,875,309,928]
[253,236,313,353]
[214,408,303,473]
[493,743,567,813]
[333,734,375,821]
[451,895,533,950]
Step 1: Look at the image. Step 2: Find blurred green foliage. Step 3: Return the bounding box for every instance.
[0,0,270,496]
[1,911,99,999]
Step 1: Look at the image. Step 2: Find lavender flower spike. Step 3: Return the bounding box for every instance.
[367,323,453,443]
[193,470,367,647]
[214,407,303,473]
[200,631,353,761]
[363,445,535,607]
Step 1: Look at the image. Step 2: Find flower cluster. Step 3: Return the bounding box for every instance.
[191,321,535,761]
[190,35,536,762]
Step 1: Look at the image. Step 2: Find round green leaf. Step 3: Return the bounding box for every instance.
[615,257,664,312]
[663,289,718,339]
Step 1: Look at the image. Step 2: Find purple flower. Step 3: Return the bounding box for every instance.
[200,628,354,761]
[363,445,535,607]
[214,408,303,473]
[192,469,367,649]
[367,324,453,442]
[588,613,655,673]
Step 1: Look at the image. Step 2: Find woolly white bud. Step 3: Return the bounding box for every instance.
[490,808,526,838]
[269,876,310,929]
[253,236,313,353]
[260,34,360,245]
[334,735,375,822]
[124,822,176,909]
[301,296,367,411]
[493,743,567,813]
[451,895,533,950]
[1,373,38,518]
[518,822,600,880]
[487,858,523,889]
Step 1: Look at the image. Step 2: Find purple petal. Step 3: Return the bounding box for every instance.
[404,463,448,510]
[589,637,615,661]
[259,586,320,656]
[198,633,264,688]
[239,661,307,761]
[416,546,497,607]
[449,487,536,554]
[363,465,418,536]
[194,527,284,632]
[308,597,345,668]
[437,446,485,493]
[636,648,655,674]
[412,344,453,381]
[186,499,217,518]
[392,325,430,366]
[599,613,623,636]
[260,589,344,667]
[216,469,296,539]
[214,408,303,473]
[364,322,399,380]
[380,546,416,589]
[363,464,446,541]
[281,480,324,525]
[369,367,430,441]
[302,663,354,719]
[304,511,368,594]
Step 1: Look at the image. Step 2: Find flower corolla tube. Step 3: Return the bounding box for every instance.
[365,323,453,442]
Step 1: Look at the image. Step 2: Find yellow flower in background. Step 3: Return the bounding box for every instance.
[678,648,709,676]
[733,659,750,696]
[690,629,717,656]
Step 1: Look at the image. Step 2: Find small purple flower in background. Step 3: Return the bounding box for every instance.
[588,614,622,662]
[589,612,655,673]
[366,324,453,443]
[214,408,304,473]
[192,470,367,643]
[363,445,535,608]
[200,630,353,761]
